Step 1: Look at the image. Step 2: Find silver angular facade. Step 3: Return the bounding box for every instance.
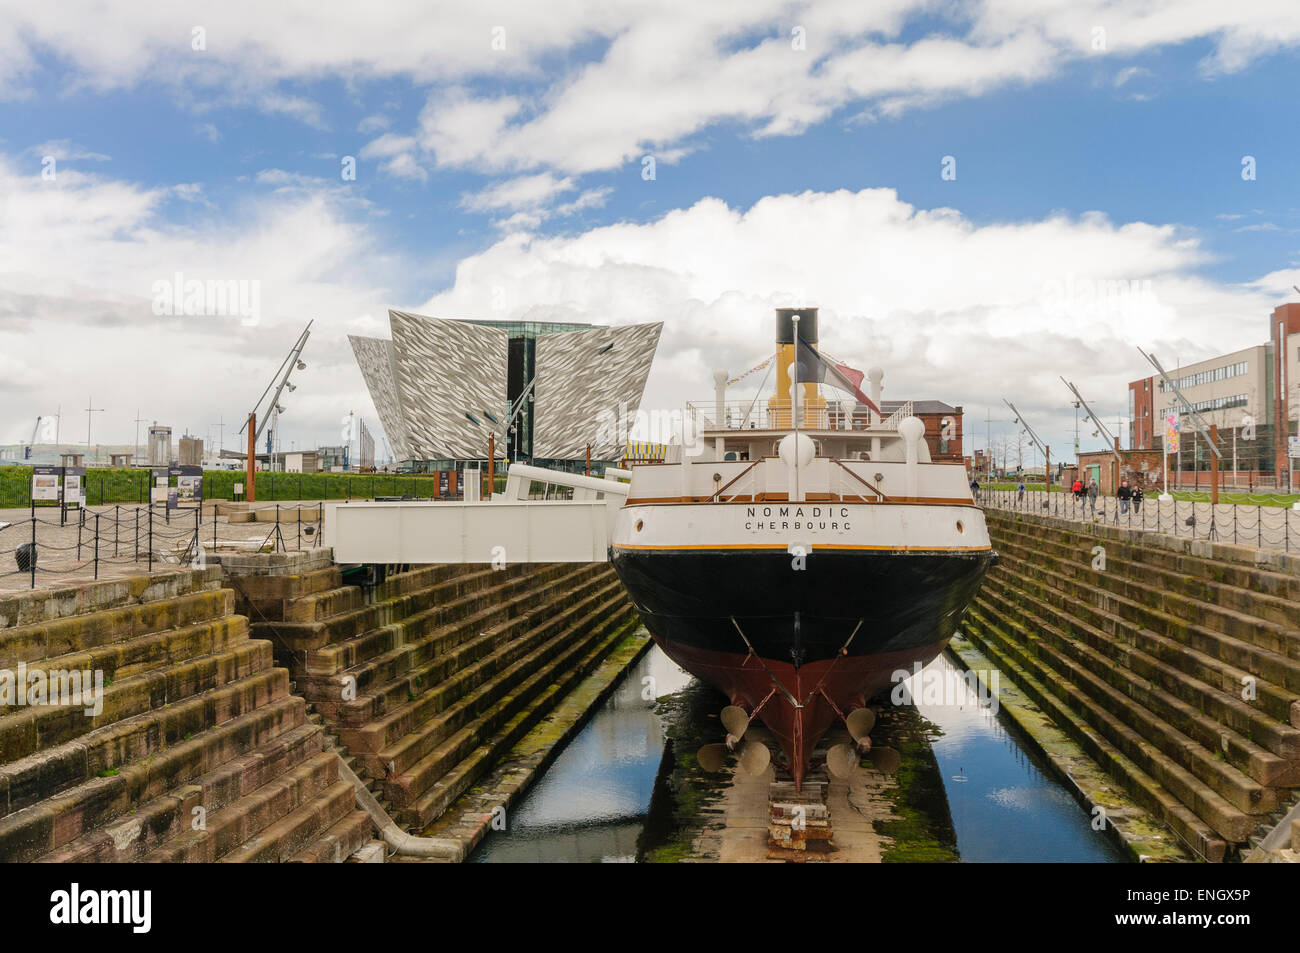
[347,334,412,461]
[351,309,660,465]
[533,323,663,460]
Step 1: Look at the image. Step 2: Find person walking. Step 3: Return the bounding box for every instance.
[1117,478,1132,515]
[970,477,981,500]
[1017,479,1026,504]
[1072,477,1083,501]
[1132,485,1144,514]
[1087,479,1098,516]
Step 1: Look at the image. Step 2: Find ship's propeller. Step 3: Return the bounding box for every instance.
[737,739,771,776]
[696,743,728,773]
[868,746,901,774]
[720,705,750,745]
[826,743,860,780]
[846,708,876,746]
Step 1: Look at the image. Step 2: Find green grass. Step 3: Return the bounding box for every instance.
[0,465,508,508]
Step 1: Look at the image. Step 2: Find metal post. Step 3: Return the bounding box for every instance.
[114,505,119,557]
[247,411,257,503]
[135,507,140,561]
[148,505,153,573]
[94,514,99,580]
[77,510,83,560]
[1210,424,1219,505]
[30,516,36,589]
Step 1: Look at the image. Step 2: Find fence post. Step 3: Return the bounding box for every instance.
[77,510,84,560]
[135,508,140,562]
[114,504,120,557]
[94,514,100,580]
[30,516,36,589]
[148,505,153,573]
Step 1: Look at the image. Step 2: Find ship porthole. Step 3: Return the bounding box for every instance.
[636,519,644,532]
[955,520,964,534]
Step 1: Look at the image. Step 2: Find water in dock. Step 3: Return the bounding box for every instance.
[471,647,1125,862]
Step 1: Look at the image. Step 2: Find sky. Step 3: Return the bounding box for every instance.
[2,1,1300,464]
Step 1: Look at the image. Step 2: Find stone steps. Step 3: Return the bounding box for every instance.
[218,780,355,863]
[986,555,1300,761]
[961,605,1228,861]
[978,581,1288,813]
[257,564,541,654]
[299,563,584,697]
[396,602,640,831]
[141,752,343,862]
[992,521,1300,631]
[996,512,1300,604]
[287,810,375,863]
[359,575,624,777]
[966,509,1300,859]
[35,721,325,862]
[0,589,236,667]
[0,568,225,631]
[969,591,1258,841]
[0,638,275,762]
[0,563,366,864]
[991,529,1300,716]
[328,565,611,734]
[992,523,1300,662]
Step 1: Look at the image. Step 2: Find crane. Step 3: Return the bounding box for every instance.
[23,417,43,460]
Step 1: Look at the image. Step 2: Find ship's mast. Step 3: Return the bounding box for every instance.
[791,313,801,502]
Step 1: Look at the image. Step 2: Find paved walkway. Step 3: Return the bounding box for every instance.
[0,504,325,592]
[982,488,1300,553]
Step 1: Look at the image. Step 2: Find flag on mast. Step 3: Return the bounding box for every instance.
[794,335,881,416]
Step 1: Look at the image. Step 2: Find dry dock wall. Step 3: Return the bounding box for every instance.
[962,508,1300,862]
[0,567,369,862]
[0,551,638,863]
[224,554,641,837]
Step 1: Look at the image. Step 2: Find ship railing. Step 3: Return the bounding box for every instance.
[832,460,889,501]
[712,458,762,503]
[879,400,913,432]
[691,399,883,432]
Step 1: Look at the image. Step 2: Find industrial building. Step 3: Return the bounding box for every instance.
[1127,302,1300,486]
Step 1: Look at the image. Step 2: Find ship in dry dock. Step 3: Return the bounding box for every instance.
[608,307,997,788]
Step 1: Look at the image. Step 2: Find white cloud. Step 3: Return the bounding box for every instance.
[460,173,577,212]
[5,3,1296,171]
[0,154,397,447]
[25,139,110,161]
[415,187,1294,450]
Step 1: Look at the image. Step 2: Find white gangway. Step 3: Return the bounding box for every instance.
[323,463,631,565]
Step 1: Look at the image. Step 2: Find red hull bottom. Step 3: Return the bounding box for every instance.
[655,637,948,788]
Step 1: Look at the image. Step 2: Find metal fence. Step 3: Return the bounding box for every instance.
[0,504,325,590]
[980,488,1300,552]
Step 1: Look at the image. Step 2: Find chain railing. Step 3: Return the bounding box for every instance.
[980,488,1300,553]
[0,503,326,590]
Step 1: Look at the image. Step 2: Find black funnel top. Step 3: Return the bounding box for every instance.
[775,307,818,345]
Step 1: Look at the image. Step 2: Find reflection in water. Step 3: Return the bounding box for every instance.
[474,646,1125,863]
[472,647,692,863]
[911,653,1126,863]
